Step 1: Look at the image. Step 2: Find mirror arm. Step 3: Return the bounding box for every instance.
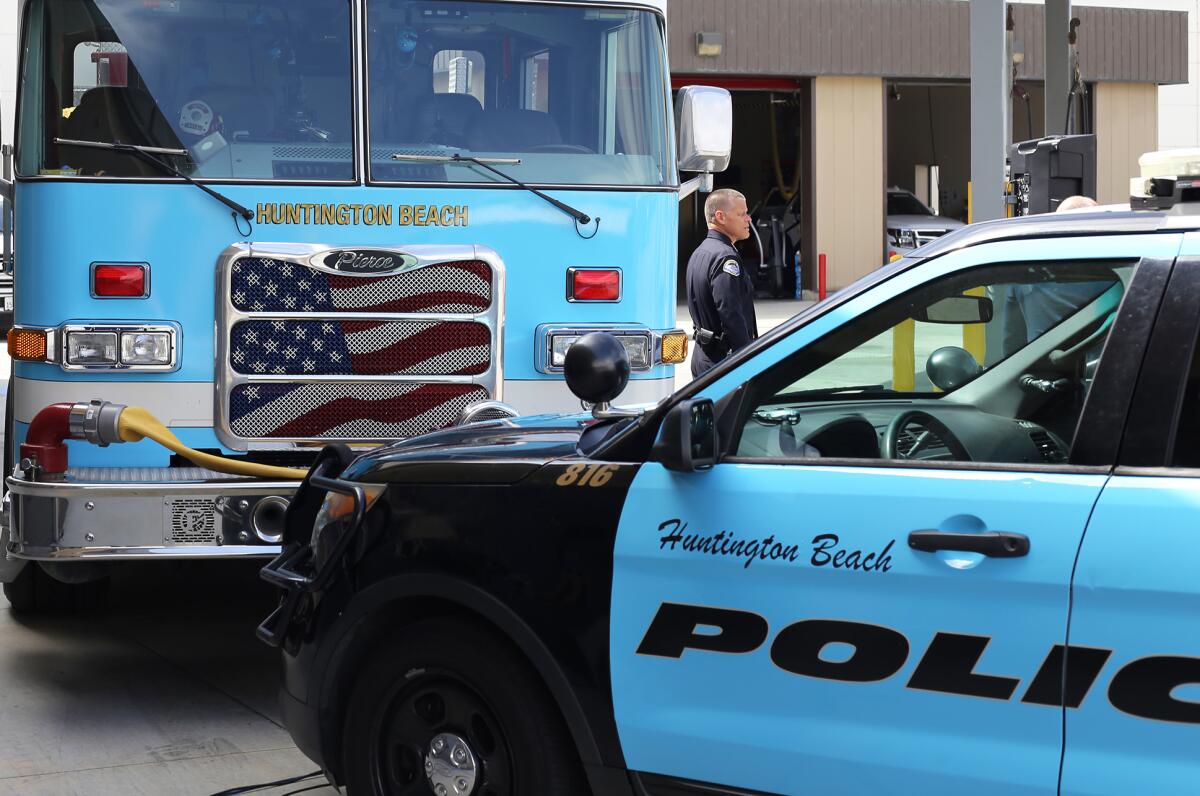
[679,173,714,202]
[590,401,645,420]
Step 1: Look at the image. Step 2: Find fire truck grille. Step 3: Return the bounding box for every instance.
[221,250,500,445]
[231,258,492,314]
[229,382,488,440]
[230,319,490,376]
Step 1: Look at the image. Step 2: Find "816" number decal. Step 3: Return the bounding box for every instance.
[555,463,620,488]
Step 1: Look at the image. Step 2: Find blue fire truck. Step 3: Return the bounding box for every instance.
[0,0,730,610]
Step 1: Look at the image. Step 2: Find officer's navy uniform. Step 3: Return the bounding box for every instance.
[686,229,758,377]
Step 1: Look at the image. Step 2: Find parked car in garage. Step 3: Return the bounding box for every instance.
[887,186,964,257]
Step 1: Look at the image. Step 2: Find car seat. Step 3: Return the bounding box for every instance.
[410,93,483,146]
[464,109,562,152]
[60,87,181,176]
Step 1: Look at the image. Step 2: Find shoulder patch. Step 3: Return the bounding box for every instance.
[721,259,741,277]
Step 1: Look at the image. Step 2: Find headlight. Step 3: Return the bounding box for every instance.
[66,331,118,366]
[311,483,386,566]
[120,331,172,365]
[550,332,650,369]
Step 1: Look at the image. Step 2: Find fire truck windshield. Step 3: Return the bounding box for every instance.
[366,1,671,188]
[18,0,355,180]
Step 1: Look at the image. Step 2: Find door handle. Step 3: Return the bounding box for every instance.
[907,530,1030,558]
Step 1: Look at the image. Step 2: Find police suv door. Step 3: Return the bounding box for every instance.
[610,234,1182,796]
[1061,247,1200,796]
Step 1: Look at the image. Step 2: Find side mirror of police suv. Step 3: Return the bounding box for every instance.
[652,398,719,472]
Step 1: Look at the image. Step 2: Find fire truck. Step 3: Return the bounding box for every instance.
[0,0,729,610]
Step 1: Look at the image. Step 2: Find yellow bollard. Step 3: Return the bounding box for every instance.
[962,286,987,365]
[892,319,915,392]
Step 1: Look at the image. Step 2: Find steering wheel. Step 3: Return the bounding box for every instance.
[881,409,971,461]
[526,143,594,154]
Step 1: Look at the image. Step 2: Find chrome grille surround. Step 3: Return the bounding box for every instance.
[215,243,505,451]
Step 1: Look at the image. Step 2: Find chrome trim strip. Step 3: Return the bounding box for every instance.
[214,242,505,450]
[15,545,280,561]
[8,476,297,499]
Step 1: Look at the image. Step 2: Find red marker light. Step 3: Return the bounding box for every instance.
[93,264,148,298]
[569,268,621,302]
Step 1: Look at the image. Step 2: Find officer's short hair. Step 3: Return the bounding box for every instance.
[705,189,745,224]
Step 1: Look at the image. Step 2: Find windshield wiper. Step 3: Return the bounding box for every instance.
[391,152,593,226]
[55,138,253,222]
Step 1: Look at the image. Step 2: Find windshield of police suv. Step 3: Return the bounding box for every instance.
[366,1,671,187]
[19,0,354,180]
[765,261,1129,398]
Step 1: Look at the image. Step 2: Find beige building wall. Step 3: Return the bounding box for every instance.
[1094,82,1160,205]
[813,76,885,290]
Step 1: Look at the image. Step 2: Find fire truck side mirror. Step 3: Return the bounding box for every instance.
[676,85,732,174]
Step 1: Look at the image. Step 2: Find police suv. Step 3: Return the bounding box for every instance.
[260,153,1200,796]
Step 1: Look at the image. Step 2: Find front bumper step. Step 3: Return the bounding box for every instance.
[5,467,296,561]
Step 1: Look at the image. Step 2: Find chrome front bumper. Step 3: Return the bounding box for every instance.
[4,467,296,561]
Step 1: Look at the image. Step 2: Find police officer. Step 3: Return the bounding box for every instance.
[686,188,757,377]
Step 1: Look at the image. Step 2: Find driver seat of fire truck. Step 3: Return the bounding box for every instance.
[61,86,181,176]
[465,108,562,152]
[411,92,483,147]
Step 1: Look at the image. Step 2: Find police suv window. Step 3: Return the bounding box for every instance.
[733,261,1134,467]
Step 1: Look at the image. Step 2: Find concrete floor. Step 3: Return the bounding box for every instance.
[0,339,337,795]
[0,297,816,796]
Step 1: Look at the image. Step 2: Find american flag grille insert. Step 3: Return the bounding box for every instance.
[230,319,490,376]
[230,258,492,314]
[230,382,488,440]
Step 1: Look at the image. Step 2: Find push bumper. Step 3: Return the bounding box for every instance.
[4,466,296,561]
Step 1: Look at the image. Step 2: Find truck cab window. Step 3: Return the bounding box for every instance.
[368,0,670,186]
[19,0,354,181]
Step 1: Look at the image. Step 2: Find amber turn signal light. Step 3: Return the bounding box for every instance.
[660,330,689,364]
[8,327,48,361]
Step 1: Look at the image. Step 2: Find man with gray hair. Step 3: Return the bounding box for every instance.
[686,188,757,377]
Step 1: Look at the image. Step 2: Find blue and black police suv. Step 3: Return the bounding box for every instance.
[260,154,1200,795]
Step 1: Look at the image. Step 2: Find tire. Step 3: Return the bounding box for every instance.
[2,563,109,614]
[341,617,589,796]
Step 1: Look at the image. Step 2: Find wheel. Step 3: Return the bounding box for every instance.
[341,617,588,796]
[881,409,971,461]
[2,562,110,614]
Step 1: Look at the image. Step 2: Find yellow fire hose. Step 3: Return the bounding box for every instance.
[21,400,310,479]
[117,406,309,479]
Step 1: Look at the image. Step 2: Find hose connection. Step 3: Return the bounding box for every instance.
[21,400,309,480]
[68,399,127,447]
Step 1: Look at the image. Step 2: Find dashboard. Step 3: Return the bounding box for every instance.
[736,399,1070,465]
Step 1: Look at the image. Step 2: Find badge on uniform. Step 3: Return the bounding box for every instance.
[722,259,741,277]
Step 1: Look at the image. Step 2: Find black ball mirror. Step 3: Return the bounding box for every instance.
[564,332,631,405]
[925,346,982,391]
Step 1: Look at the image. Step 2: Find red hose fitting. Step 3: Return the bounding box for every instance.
[20,403,74,474]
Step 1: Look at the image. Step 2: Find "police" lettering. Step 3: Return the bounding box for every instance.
[634,600,1200,723]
